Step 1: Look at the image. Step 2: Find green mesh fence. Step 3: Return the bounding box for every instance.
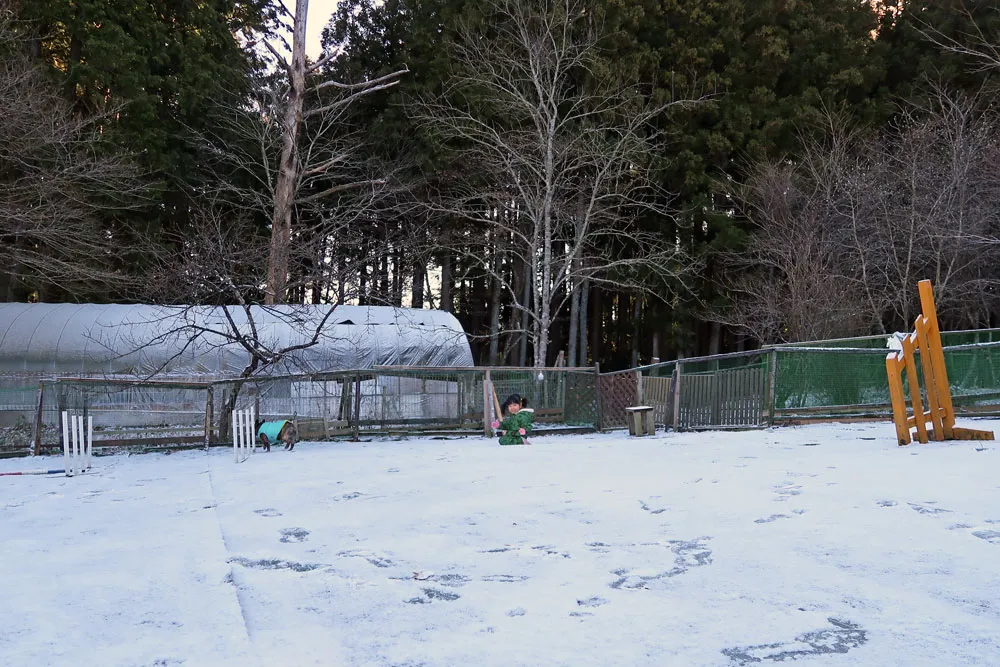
[773,349,890,412]
[773,342,1000,418]
[782,328,1000,349]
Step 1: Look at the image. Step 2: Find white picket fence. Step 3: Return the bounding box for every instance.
[232,408,256,463]
[61,411,93,477]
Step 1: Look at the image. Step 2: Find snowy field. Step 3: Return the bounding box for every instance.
[3,421,1000,667]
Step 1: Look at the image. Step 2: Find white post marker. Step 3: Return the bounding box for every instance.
[86,415,93,471]
[73,415,86,475]
[233,409,240,463]
[233,408,257,463]
[60,411,94,477]
[61,411,70,476]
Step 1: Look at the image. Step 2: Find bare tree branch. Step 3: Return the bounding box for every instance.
[410,0,706,365]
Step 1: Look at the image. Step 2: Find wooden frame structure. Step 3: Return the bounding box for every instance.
[885,280,994,446]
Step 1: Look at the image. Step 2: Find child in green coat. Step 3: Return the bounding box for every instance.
[493,393,532,445]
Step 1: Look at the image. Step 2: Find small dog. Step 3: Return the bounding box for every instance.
[255,419,300,452]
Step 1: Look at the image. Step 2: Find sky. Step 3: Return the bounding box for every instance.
[3,420,1000,666]
[307,0,341,58]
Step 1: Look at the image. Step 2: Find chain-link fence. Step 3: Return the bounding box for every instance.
[5,329,1000,455]
[0,367,600,455]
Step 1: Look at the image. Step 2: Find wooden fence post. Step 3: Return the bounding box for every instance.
[204,385,214,448]
[32,383,44,456]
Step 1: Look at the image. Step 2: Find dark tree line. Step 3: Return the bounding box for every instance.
[5,0,1000,369]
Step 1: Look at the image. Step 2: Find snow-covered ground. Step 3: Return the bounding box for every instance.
[3,421,1000,667]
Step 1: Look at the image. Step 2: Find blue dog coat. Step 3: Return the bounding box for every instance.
[257,420,289,442]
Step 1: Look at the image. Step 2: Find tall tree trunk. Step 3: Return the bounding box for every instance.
[311,237,325,304]
[519,264,531,366]
[568,274,580,367]
[488,260,502,365]
[377,252,389,304]
[411,258,425,309]
[631,295,641,367]
[578,277,589,366]
[708,321,721,356]
[266,0,309,305]
[391,247,404,307]
[337,258,346,305]
[590,285,601,366]
[440,254,453,312]
[358,248,369,306]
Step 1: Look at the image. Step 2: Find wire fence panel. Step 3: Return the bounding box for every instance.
[596,372,639,430]
[562,370,598,427]
[6,330,1000,453]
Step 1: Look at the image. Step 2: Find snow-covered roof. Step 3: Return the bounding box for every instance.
[0,303,473,377]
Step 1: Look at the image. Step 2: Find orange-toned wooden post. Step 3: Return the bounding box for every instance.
[916,280,955,439]
[885,352,910,446]
[885,279,993,446]
[900,333,929,444]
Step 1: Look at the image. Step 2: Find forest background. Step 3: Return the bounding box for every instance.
[4,0,1000,370]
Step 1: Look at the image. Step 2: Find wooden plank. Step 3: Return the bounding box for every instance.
[736,369,745,426]
[950,427,995,441]
[203,385,214,448]
[724,370,733,426]
[32,383,44,456]
[913,318,941,442]
[918,280,956,436]
[887,349,912,445]
[711,373,721,426]
[755,367,765,424]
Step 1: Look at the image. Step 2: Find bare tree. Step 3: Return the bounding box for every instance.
[138,198,356,430]
[919,1,1000,73]
[258,0,408,304]
[194,75,417,307]
[721,89,1000,344]
[718,158,871,344]
[0,8,148,301]
[412,0,703,366]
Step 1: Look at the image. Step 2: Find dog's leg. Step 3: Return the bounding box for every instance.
[260,434,271,452]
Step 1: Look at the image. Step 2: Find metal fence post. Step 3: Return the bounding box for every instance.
[593,363,603,432]
[671,362,683,432]
[483,369,493,437]
[353,374,362,442]
[767,348,778,425]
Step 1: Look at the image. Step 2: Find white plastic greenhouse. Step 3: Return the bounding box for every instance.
[0,303,473,378]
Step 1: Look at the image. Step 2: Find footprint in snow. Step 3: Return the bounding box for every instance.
[908,502,951,515]
[639,500,667,514]
[254,508,282,517]
[721,617,867,664]
[279,527,310,543]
